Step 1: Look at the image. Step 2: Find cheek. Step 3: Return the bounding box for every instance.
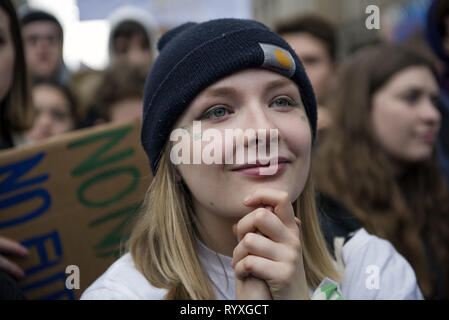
[178,162,229,210]
[281,115,312,156]
[371,99,414,156]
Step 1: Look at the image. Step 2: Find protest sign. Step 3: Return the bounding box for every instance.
[0,120,151,299]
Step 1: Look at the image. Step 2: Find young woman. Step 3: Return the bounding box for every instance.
[26,80,79,141]
[0,0,32,299]
[0,0,33,150]
[313,44,449,299]
[82,19,422,300]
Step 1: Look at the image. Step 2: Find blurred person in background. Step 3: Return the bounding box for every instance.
[313,44,449,299]
[26,80,80,142]
[0,0,32,299]
[21,9,71,85]
[426,0,449,184]
[83,63,146,127]
[107,6,159,69]
[68,69,103,124]
[276,15,338,140]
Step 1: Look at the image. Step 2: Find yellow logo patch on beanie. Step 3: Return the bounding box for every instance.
[259,43,296,77]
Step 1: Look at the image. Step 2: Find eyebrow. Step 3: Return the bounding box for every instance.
[201,78,296,98]
[263,78,297,92]
[201,86,238,98]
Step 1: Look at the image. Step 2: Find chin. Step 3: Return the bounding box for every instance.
[404,151,434,164]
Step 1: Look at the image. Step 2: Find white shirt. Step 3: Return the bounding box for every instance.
[81,228,423,300]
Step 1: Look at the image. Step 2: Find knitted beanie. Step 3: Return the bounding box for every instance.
[141,18,317,174]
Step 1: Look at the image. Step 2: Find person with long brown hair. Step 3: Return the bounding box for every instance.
[0,0,33,299]
[314,44,449,299]
[0,0,33,150]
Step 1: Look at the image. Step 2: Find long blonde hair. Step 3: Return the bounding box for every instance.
[129,144,341,299]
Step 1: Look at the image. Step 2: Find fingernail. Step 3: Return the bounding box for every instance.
[243,195,252,203]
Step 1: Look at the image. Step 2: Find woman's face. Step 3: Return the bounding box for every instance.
[27,85,75,141]
[173,68,312,221]
[371,66,441,164]
[0,8,15,102]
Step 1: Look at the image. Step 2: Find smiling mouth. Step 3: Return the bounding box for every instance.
[231,158,290,177]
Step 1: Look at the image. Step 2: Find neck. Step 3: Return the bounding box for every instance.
[193,202,239,257]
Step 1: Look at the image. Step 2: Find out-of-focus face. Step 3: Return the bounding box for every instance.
[282,32,335,105]
[0,8,14,102]
[172,68,312,224]
[371,66,441,164]
[22,21,62,79]
[109,97,143,122]
[113,34,152,67]
[27,84,75,141]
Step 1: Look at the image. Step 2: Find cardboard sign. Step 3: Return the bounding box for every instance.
[0,120,152,300]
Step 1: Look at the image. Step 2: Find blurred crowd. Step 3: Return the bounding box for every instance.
[0,0,448,300]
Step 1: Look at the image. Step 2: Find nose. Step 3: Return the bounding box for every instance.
[35,112,53,133]
[242,102,280,150]
[420,98,441,128]
[127,48,149,66]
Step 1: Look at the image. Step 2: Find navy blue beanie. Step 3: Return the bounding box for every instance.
[142,18,317,174]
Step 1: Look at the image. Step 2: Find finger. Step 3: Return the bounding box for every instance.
[234,255,291,282]
[236,207,289,243]
[0,255,25,279]
[244,189,296,227]
[0,237,28,256]
[232,232,281,267]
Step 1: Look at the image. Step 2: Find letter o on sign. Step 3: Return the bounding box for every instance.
[77,167,139,208]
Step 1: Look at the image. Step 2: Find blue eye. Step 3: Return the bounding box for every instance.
[271,96,299,108]
[199,106,230,120]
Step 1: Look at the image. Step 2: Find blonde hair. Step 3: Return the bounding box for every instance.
[129,144,341,299]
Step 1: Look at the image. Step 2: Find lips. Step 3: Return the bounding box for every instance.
[418,132,437,144]
[231,157,290,177]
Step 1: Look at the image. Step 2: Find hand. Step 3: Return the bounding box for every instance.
[0,236,28,279]
[232,224,272,300]
[231,188,309,300]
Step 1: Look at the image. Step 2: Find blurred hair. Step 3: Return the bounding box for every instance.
[20,9,63,41]
[112,20,150,51]
[129,144,341,299]
[0,0,33,142]
[86,63,147,124]
[435,0,449,38]
[313,44,449,299]
[32,79,81,128]
[275,14,337,63]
